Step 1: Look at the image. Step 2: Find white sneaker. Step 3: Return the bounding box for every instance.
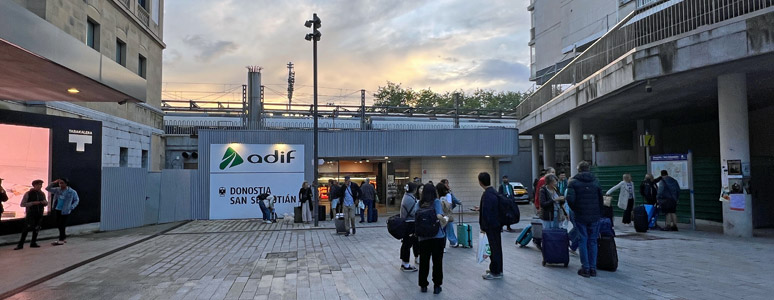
[443,248,447,253]
[415,257,420,264]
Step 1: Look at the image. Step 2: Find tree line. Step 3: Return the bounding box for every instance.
[371,81,527,111]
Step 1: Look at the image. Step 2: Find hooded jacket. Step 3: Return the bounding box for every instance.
[566,172,603,224]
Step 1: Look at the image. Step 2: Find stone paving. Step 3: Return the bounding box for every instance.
[4,214,774,300]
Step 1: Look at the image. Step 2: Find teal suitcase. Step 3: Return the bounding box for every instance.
[456,205,473,248]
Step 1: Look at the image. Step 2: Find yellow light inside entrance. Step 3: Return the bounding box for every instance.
[67,88,79,94]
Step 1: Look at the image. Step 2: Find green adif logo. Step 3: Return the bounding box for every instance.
[219,147,244,170]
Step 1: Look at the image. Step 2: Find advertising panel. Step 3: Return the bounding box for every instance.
[209,144,305,220]
[0,124,50,220]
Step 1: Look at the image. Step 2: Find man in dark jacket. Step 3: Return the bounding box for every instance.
[566,161,603,278]
[498,175,515,232]
[359,179,377,223]
[15,180,48,250]
[657,170,680,231]
[478,172,503,280]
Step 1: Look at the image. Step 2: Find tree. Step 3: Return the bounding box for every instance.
[371,81,526,111]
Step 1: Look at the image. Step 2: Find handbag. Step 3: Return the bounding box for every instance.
[603,195,613,207]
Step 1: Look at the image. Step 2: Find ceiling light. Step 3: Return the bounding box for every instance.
[384,156,389,159]
[67,88,79,94]
[441,156,447,158]
[485,155,491,158]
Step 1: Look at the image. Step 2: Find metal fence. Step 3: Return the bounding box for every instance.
[516,0,774,119]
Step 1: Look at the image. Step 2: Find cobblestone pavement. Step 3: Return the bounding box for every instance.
[5,216,774,300]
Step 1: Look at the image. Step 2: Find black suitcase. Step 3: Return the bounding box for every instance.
[294,206,303,223]
[540,227,569,267]
[318,205,326,221]
[633,205,649,233]
[597,235,618,272]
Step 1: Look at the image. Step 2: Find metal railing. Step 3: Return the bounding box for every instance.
[118,0,130,8]
[516,0,774,119]
[136,4,150,26]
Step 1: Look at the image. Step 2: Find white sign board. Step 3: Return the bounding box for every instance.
[650,154,689,189]
[209,144,305,220]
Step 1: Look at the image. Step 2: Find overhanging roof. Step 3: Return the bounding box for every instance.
[0,0,146,103]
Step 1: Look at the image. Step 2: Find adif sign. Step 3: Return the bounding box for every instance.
[210,144,305,220]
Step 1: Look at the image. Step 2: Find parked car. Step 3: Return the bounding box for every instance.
[510,182,530,204]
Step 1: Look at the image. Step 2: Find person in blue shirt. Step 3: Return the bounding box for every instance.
[338,176,361,236]
[47,178,79,245]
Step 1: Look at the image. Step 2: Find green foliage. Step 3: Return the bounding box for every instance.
[371,81,526,111]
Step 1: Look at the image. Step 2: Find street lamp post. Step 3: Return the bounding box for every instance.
[305,13,321,227]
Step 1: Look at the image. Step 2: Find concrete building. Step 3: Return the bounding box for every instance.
[520,0,774,236]
[0,0,165,232]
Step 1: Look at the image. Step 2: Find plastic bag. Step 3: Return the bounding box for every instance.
[477,233,491,264]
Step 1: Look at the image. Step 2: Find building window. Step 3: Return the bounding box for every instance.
[116,39,127,66]
[139,0,148,10]
[141,150,149,169]
[138,54,147,78]
[87,19,99,50]
[120,147,128,167]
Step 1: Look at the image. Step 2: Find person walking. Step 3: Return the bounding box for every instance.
[498,175,516,232]
[657,170,681,231]
[436,183,458,249]
[539,174,568,229]
[47,178,79,246]
[566,161,603,278]
[360,178,377,223]
[328,179,339,220]
[478,172,503,280]
[399,182,420,272]
[338,176,361,236]
[14,180,48,250]
[417,183,447,294]
[606,174,636,225]
[298,181,313,224]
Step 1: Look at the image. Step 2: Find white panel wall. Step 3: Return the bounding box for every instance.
[418,158,496,209]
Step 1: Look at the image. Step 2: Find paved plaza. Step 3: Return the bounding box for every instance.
[2,212,774,300]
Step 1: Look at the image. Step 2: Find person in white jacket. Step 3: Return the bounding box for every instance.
[606,174,636,225]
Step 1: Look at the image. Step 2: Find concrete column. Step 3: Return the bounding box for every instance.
[570,118,583,176]
[531,133,540,183]
[543,134,556,171]
[718,73,753,237]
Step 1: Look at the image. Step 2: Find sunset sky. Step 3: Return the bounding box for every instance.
[162,0,532,106]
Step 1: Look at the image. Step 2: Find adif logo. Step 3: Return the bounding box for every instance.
[68,129,93,152]
[220,147,244,170]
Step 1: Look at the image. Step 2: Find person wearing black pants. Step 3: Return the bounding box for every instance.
[399,183,420,271]
[606,174,636,225]
[15,180,48,250]
[416,183,447,294]
[478,172,503,280]
[46,178,79,245]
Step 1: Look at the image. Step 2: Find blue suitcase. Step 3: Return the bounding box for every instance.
[516,224,533,247]
[540,228,569,267]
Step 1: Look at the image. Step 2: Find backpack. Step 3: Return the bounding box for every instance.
[387,201,416,240]
[415,202,441,238]
[498,193,520,226]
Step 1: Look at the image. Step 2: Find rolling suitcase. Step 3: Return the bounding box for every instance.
[334,213,347,234]
[531,217,543,249]
[294,206,304,223]
[516,224,533,247]
[371,207,378,222]
[644,204,657,228]
[633,205,649,232]
[540,227,569,267]
[456,205,473,248]
[597,235,618,272]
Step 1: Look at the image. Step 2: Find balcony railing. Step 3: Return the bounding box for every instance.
[136,4,150,26]
[119,0,129,8]
[515,0,774,119]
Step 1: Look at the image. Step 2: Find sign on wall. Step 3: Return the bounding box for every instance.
[210,144,305,220]
[651,154,690,188]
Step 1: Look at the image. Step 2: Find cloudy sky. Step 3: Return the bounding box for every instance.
[162,0,532,106]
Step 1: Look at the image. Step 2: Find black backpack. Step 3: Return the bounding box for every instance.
[498,193,520,226]
[415,203,440,238]
[387,201,416,240]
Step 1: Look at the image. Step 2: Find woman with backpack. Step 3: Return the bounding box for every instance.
[399,182,420,272]
[415,183,447,295]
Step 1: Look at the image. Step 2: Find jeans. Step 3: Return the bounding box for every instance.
[400,234,419,263]
[576,220,600,271]
[445,221,458,246]
[55,210,69,241]
[418,238,444,287]
[343,205,356,232]
[486,230,503,275]
[259,201,271,221]
[366,199,376,222]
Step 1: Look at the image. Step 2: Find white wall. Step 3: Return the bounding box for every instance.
[418,157,496,208]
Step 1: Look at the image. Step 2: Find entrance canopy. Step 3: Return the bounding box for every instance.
[0,0,146,103]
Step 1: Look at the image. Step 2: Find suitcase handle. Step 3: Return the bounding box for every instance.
[458,203,463,224]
